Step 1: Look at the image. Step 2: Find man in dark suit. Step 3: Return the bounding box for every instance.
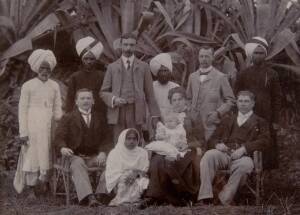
[55,89,110,207]
[235,36,282,169]
[197,90,270,205]
[100,33,160,143]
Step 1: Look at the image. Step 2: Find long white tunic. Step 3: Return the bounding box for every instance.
[18,78,62,173]
[153,81,179,119]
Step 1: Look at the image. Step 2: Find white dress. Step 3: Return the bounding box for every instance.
[18,78,62,173]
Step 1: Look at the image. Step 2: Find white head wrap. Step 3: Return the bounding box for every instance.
[76,36,103,60]
[244,36,268,58]
[27,49,57,73]
[105,129,149,193]
[150,53,173,76]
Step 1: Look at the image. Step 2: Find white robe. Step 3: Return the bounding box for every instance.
[153,81,179,119]
[18,78,62,173]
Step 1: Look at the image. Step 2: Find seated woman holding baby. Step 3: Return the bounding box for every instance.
[143,86,206,206]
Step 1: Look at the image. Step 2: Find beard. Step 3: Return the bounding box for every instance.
[158,77,169,85]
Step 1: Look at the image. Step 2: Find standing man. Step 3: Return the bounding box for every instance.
[235,37,282,169]
[149,53,179,118]
[16,49,62,198]
[197,91,270,205]
[100,33,160,143]
[55,89,109,207]
[65,36,105,113]
[186,46,235,140]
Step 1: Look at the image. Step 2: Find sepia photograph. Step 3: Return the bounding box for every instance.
[0,0,300,214]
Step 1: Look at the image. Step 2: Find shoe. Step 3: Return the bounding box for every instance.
[193,198,213,206]
[138,198,155,210]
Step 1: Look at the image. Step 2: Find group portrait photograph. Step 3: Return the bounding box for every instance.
[0,0,300,214]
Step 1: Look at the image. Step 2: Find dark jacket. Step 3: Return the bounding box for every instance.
[234,63,282,124]
[208,113,270,155]
[65,69,106,113]
[55,108,111,156]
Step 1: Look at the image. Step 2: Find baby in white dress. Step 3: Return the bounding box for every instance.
[146,113,190,159]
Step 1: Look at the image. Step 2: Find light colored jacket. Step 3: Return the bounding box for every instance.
[100,57,160,125]
[186,67,235,139]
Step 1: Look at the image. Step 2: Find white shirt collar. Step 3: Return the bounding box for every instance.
[121,55,135,67]
[237,110,253,126]
[78,107,91,115]
[198,66,213,75]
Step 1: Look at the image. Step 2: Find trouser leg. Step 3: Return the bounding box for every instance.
[219,156,254,205]
[197,149,230,200]
[70,156,93,202]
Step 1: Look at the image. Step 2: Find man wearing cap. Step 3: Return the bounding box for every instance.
[65,36,106,114]
[100,33,160,143]
[235,36,282,169]
[186,46,235,140]
[150,53,179,118]
[16,49,62,199]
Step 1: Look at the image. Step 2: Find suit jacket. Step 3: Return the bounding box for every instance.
[186,67,235,132]
[100,57,160,125]
[208,113,270,155]
[55,108,111,155]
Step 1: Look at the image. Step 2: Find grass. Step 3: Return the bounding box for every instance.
[0,171,293,215]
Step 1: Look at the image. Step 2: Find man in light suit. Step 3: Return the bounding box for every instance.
[100,33,160,143]
[186,46,235,140]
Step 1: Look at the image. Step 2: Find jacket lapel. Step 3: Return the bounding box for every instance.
[74,109,84,130]
[132,57,140,90]
[116,58,123,94]
[239,113,257,130]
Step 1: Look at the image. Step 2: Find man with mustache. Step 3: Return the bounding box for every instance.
[55,89,110,207]
[186,46,235,140]
[150,53,179,118]
[100,33,160,143]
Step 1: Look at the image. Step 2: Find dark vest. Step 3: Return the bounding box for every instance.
[74,115,98,156]
[226,119,251,150]
[120,63,135,103]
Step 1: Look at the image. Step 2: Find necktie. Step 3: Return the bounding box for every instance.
[86,114,90,127]
[126,60,131,70]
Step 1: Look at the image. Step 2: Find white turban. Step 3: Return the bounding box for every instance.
[150,53,172,76]
[244,36,268,58]
[76,36,103,60]
[28,49,57,73]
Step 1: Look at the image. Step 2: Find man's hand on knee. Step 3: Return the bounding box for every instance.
[230,146,246,160]
[215,143,229,153]
[61,147,74,156]
[96,152,106,166]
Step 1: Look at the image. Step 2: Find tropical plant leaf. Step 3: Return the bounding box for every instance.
[267,28,296,60]
[256,3,271,38]
[285,44,300,65]
[196,1,242,40]
[271,63,300,76]
[153,1,174,31]
[120,0,136,34]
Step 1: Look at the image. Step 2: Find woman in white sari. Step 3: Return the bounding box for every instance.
[105,128,149,206]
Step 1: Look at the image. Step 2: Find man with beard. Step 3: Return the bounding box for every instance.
[234,37,282,169]
[186,46,235,140]
[100,33,160,143]
[150,53,179,118]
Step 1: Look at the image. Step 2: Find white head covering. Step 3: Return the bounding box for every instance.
[244,36,268,58]
[105,129,149,193]
[76,36,103,60]
[150,53,172,76]
[27,49,57,73]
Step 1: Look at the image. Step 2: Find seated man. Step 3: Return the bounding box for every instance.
[55,88,111,206]
[197,90,270,205]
